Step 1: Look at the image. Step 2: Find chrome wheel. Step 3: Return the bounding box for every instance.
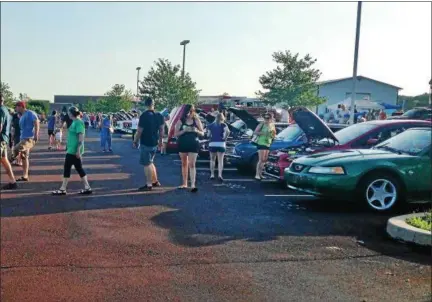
[366,179,397,211]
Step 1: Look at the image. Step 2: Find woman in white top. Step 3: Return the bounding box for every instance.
[131,113,139,144]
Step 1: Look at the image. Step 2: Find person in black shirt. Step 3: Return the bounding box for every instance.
[0,95,17,190]
[133,97,164,191]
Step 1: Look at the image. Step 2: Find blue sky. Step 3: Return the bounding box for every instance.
[1,2,430,101]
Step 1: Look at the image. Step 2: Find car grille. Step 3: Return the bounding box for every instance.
[265,164,280,176]
[290,163,307,173]
[268,155,279,163]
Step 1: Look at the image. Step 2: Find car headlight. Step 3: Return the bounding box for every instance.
[308,166,345,175]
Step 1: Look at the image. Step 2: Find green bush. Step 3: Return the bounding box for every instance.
[406,210,432,231]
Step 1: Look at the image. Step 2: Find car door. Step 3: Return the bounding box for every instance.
[406,148,432,198]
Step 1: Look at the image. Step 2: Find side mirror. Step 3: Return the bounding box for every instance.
[367,138,379,146]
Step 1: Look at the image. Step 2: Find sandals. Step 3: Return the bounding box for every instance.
[152,181,161,187]
[52,189,67,196]
[191,187,198,193]
[79,188,93,195]
[177,185,188,190]
[138,185,152,191]
[16,177,29,182]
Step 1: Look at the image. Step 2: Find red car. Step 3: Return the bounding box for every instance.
[264,117,432,182]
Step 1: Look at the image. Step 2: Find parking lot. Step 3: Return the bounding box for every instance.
[1,127,431,302]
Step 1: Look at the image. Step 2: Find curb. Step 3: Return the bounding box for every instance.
[120,134,132,138]
[386,213,431,246]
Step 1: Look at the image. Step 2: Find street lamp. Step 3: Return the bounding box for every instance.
[349,1,362,125]
[135,67,141,109]
[180,40,190,78]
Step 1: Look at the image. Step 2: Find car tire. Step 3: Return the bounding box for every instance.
[357,172,404,213]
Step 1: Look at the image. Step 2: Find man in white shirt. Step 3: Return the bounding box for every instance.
[131,113,139,144]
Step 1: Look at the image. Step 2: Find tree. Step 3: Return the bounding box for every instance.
[398,93,429,110]
[0,81,15,108]
[257,50,325,108]
[27,100,50,115]
[139,58,200,110]
[100,84,134,112]
[82,98,98,113]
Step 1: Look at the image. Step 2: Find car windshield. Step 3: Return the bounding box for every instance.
[374,128,431,156]
[401,109,421,118]
[274,124,302,141]
[320,123,377,145]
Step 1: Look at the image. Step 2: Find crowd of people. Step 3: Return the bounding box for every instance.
[319,104,390,124]
[2,95,400,194]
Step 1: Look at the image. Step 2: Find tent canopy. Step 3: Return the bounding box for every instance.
[379,102,401,110]
[327,98,384,111]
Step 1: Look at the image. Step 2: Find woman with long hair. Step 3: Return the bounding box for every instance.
[207,112,230,181]
[174,104,204,192]
[253,112,276,181]
[52,106,92,195]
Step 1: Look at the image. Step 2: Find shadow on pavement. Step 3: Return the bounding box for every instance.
[1,127,431,266]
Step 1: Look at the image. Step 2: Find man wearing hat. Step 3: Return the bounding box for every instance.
[12,101,40,182]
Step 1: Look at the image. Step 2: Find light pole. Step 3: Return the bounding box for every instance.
[349,1,362,125]
[180,40,190,78]
[135,67,141,109]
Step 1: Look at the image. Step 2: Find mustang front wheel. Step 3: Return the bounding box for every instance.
[359,173,402,212]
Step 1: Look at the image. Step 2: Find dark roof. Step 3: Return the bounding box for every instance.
[317,76,402,90]
[54,95,104,104]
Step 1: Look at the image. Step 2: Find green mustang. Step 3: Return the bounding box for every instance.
[285,127,431,212]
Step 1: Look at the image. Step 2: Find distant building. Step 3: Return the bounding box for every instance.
[316,76,402,114]
[51,95,104,112]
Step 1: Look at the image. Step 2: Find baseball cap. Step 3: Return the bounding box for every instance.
[15,101,26,108]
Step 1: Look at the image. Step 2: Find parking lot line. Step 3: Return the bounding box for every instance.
[264,194,314,197]
[174,159,210,163]
[195,168,237,171]
[222,179,276,182]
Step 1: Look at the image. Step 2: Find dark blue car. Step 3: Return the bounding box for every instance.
[226,124,307,171]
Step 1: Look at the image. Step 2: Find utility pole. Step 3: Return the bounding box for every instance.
[349,1,362,125]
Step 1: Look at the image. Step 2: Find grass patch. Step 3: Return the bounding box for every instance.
[406,211,432,232]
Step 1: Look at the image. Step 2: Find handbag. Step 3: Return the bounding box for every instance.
[250,123,263,145]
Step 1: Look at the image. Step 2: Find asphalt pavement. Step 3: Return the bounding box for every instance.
[1,126,431,302]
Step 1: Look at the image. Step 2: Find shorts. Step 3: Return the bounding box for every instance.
[209,146,226,153]
[256,144,270,150]
[178,137,200,154]
[84,122,89,129]
[48,130,55,136]
[1,141,8,158]
[140,145,157,166]
[13,138,35,159]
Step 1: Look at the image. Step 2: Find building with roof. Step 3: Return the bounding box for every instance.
[316,75,402,114]
[51,95,104,112]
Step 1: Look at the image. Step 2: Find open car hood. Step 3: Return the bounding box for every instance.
[292,107,338,142]
[228,107,259,131]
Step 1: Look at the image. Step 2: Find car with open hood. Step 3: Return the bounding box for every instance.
[265,116,431,181]
[285,127,432,212]
[226,107,344,172]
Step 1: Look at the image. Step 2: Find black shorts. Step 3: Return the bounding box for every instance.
[256,144,270,150]
[178,137,200,154]
[48,130,55,137]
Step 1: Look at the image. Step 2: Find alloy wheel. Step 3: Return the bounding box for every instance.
[365,178,397,211]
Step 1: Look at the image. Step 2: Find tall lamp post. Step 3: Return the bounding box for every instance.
[180,40,190,79]
[429,79,431,106]
[349,1,362,125]
[136,67,141,109]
